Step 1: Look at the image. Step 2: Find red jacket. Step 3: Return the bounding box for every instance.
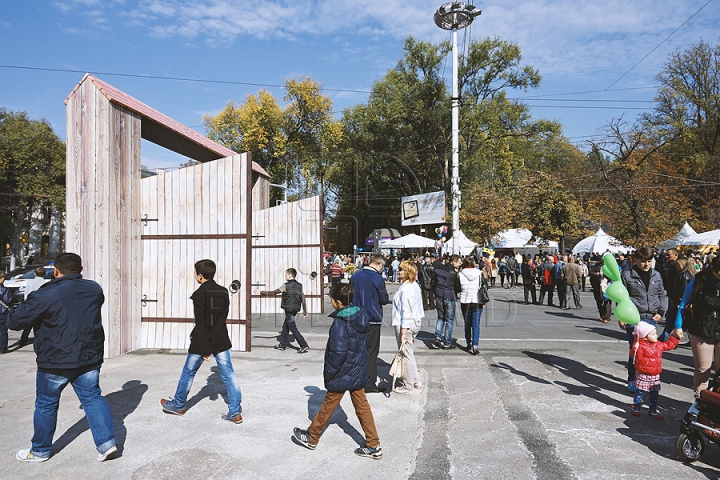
[631,335,679,376]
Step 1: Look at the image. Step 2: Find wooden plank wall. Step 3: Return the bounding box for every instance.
[66,80,142,358]
[251,196,323,315]
[140,154,252,351]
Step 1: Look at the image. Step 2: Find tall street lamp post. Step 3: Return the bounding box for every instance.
[434,2,481,254]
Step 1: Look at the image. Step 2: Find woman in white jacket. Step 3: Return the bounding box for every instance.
[391,260,425,394]
[459,257,484,355]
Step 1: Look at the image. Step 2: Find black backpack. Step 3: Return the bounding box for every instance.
[421,264,435,290]
[281,279,303,314]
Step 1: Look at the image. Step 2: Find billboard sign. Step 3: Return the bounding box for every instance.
[401,191,446,226]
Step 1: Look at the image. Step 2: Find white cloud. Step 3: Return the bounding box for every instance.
[50,0,719,90]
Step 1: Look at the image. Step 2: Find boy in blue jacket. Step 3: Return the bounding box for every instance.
[293,283,382,459]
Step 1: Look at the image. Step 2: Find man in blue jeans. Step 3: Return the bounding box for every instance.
[433,255,462,349]
[7,252,117,462]
[161,259,243,423]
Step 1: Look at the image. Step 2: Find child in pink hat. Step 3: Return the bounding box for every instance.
[630,321,679,418]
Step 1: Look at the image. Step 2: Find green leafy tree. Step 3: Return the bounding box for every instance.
[337,36,563,239]
[203,77,341,207]
[522,172,580,252]
[0,109,65,257]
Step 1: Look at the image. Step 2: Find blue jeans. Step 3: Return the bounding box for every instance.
[461,303,483,347]
[627,317,657,382]
[280,312,308,348]
[633,389,659,410]
[435,297,456,347]
[170,350,242,416]
[659,302,678,341]
[32,367,116,458]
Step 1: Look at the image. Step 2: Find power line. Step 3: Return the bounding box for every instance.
[0,64,372,94]
[605,0,715,90]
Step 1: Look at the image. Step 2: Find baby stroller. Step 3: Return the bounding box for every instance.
[677,371,720,462]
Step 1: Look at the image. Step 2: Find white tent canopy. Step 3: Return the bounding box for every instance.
[679,229,720,246]
[380,233,436,249]
[444,230,478,256]
[572,228,631,255]
[659,222,697,249]
[492,228,558,250]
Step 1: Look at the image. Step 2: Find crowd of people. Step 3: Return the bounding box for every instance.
[2,244,717,464]
[327,246,720,410]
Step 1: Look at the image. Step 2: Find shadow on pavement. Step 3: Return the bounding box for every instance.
[519,351,720,471]
[578,325,627,341]
[185,366,226,411]
[53,379,148,456]
[302,386,365,446]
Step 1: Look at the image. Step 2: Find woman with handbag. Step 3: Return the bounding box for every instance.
[676,256,720,398]
[459,257,486,355]
[391,260,424,394]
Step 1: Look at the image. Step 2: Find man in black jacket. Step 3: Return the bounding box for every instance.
[433,255,462,349]
[7,253,118,462]
[161,259,243,423]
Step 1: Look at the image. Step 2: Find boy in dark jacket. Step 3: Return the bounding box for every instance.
[161,259,243,423]
[256,268,309,353]
[293,283,382,459]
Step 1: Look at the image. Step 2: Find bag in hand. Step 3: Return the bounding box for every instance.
[477,276,490,305]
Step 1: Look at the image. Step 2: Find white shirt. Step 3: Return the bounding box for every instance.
[392,281,425,328]
[24,276,50,300]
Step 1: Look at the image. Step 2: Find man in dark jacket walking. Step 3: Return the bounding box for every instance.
[7,253,118,462]
[293,283,382,459]
[433,255,462,349]
[161,259,243,423]
[256,267,310,353]
[350,254,389,393]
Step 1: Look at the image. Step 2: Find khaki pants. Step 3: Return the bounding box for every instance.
[307,389,380,448]
[691,334,720,397]
[394,325,421,389]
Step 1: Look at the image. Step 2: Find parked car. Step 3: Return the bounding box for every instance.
[6,265,55,304]
[4,264,45,281]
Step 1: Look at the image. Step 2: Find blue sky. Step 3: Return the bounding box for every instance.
[1,0,718,170]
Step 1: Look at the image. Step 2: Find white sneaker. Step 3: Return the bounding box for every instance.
[16,448,49,462]
[97,445,118,462]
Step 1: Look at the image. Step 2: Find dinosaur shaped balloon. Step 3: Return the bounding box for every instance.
[601,253,640,325]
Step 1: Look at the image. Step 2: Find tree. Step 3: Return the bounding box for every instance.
[645,39,720,227]
[337,36,563,239]
[522,172,580,252]
[203,77,341,206]
[0,109,65,260]
[585,119,692,246]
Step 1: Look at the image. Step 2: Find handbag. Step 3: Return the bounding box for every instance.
[389,347,407,389]
[477,276,490,305]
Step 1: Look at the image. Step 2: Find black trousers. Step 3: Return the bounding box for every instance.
[523,284,537,304]
[421,288,435,310]
[539,284,554,305]
[556,280,567,308]
[366,324,381,388]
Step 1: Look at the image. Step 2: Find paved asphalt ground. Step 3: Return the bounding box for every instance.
[0,282,719,479]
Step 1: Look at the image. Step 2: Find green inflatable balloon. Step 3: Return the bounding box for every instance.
[602,253,640,325]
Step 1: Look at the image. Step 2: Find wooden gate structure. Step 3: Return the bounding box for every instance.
[65,74,324,356]
[251,196,324,315]
[140,155,253,351]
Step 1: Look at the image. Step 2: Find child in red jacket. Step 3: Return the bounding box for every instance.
[630,321,679,419]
